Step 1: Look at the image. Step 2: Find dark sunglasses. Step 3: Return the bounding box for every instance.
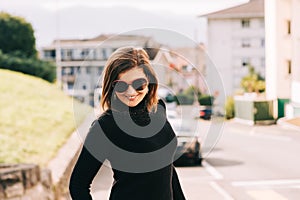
[113,78,148,93]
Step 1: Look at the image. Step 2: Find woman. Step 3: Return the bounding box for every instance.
[69,46,186,200]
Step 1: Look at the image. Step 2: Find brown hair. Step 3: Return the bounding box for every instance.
[100,46,158,112]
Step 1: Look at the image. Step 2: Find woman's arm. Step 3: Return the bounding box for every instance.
[172,165,186,200]
[69,145,103,200]
[69,120,106,200]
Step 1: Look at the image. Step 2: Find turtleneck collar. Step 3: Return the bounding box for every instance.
[110,96,147,112]
[108,97,150,126]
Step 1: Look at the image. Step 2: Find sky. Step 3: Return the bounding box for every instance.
[0,0,248,48]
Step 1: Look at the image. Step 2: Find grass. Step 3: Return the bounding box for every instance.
[0,69,92,166]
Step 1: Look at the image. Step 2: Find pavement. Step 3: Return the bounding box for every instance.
[277,117,300,131]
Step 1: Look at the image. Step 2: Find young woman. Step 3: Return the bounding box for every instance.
[69,46,186,200]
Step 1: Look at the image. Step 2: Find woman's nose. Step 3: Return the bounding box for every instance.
[125,85,136,94]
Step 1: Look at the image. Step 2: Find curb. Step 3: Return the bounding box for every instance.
[46,112,95,200]
[277,117,300,131]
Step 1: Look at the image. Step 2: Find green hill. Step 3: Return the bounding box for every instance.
[0,69,92,166]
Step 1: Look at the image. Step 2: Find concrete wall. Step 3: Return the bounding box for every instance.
[0,164,54,200]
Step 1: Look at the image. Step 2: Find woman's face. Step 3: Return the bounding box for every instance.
[114,67,149,107]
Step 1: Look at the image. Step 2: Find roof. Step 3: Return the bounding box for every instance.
[48,34,161,60]
[53,34,152,44]
[199,0,264,19]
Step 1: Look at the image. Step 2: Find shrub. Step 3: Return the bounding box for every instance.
[225,96,235,119]
[0,50,56,82]
[198,95,214,106]
[174,93,194,105]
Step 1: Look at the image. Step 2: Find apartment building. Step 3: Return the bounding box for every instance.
[265,0,300,118]
[200,0,265,99]
[40,34,163,106]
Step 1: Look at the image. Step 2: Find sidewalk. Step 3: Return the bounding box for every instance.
[277,117,300,131]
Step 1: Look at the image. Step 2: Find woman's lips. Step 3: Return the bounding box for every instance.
[125,95,138,101]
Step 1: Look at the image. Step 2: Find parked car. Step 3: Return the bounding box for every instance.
[199,105,212,120]
[168,118,203,166]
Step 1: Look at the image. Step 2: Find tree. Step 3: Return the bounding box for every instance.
[0,50,56,82]
[240,65,265,93]
[0,12,37,58]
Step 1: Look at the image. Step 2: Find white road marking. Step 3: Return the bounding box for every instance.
[210,181,235,200]
[232,179,300,187]
[247,190,288,200]
[202,160,224,180]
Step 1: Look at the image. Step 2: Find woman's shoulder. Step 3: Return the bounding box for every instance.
[89,110,115,132]
[158,98,166,108]
[97,110,113,122]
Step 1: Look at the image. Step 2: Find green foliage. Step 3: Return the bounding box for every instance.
[198,95,214,106]
[0,12,37,58]
[174,86,200,105]
[174,93,195,105]
[241,65,265,93]
[183,86,201,97]
[0,69,92,166]
[225,96,235,119]
[0,50,56,82]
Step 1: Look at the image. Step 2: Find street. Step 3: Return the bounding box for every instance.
[90,116,300,200]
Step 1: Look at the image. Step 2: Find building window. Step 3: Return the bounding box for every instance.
[98,66,103,75]
[241,19,250,28]
[77,66,81,74]
[242,58,250,67]
[260,58,265,68]
[261,38,265,47]
[241,39,251,48]
[287,20,291,35]
[81,49,90,59]
[287,60,292,74]
[67,83,74,90]
[102,49,107,59]
[44,50,56,59]
[86,67,91,74]
[260,19,264,28]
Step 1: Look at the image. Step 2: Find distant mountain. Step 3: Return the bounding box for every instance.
[21,5,206,48]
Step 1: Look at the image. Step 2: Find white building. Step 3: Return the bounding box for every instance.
[200,0,265,99]
[41,34,165,106]
[170,44,207,93]
[265,0,300,118]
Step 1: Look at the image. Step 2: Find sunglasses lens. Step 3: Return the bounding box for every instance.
[113,78,148,93]
[114,81,128,93]
[132,78,148,91]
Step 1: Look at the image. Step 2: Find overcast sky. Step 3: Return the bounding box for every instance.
[0,0,248,48]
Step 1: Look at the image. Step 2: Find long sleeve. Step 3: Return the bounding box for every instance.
[69,145,103,200]
[69,120,106,200]
[172,165,186,200]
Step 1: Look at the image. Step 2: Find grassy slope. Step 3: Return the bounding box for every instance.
[0,69,92,166]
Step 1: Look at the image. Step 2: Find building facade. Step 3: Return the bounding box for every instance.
[265,0,300,118]
[40,34,162,106]
[200,0,265,98]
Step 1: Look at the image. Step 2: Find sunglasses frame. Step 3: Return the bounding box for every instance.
[112,78,148,93]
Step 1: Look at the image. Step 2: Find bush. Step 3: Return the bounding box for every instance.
[225,96,235,119]
[174,93,194,105]
[0,50,56,82]
[198,95,214,106]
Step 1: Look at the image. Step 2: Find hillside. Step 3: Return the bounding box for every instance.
[0,69,92,166]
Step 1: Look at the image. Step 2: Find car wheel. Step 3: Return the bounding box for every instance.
[194,157,202,166]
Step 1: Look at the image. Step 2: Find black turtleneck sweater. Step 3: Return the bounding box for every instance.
[69,99,186,200]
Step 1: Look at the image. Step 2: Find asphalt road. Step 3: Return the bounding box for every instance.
[90,109,300,199]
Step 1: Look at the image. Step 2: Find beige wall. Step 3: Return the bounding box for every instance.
[265,0,292,100]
